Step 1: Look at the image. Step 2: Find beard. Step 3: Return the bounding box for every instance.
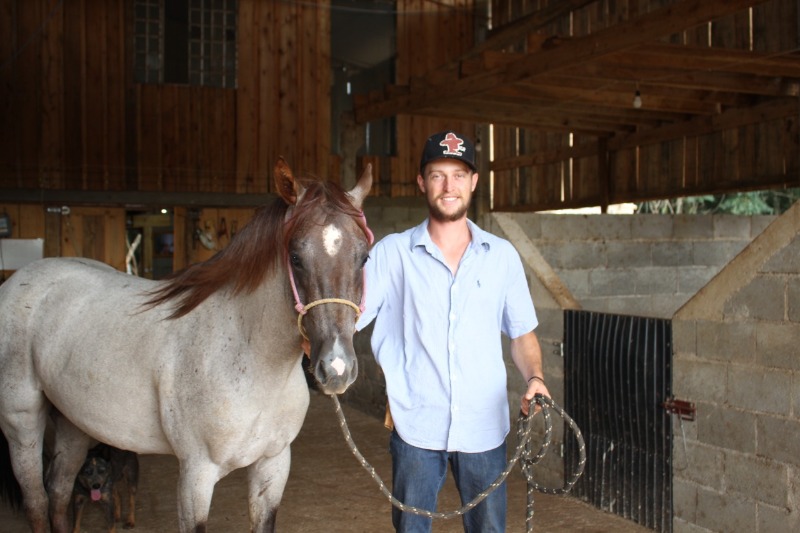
[428,193,472,222]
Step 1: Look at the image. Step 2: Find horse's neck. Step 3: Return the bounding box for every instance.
[214,274,297,355]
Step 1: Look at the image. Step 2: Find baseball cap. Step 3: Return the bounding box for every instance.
[419,131,477,174]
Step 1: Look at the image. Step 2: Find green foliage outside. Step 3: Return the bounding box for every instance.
[637,188,800,215]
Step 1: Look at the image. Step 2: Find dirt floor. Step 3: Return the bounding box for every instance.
[1,390,650,532]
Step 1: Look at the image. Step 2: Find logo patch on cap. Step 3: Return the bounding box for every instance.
[439,132,467,157]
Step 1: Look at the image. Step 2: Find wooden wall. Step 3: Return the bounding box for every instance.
[489,0,800,211]
[0,0,331,272]
[0,0,332,194]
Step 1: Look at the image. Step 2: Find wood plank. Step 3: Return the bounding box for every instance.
[0,0,18,187]
[235,0,258,193]
[105,0,125,192]
[17,1,43,190]
[41,0,64,190]
[84,0,106,190]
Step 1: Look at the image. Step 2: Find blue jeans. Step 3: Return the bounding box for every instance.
[389,430,507,533]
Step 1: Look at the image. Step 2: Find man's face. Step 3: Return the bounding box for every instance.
[417,159,478,222]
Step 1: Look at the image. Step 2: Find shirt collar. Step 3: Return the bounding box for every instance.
[410,218,491,253]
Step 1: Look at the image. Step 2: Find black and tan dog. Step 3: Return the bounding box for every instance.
[72,443,139,532]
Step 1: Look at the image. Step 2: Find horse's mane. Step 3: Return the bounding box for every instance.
[146,177,364,319]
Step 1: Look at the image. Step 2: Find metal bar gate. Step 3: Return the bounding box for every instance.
[564,310,672,532]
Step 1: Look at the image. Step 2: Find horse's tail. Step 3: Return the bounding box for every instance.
[0,430,23,512]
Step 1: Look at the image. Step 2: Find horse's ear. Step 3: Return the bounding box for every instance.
[274,157,305,205]
[347,163,372,210]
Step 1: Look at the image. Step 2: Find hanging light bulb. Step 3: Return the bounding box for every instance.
[475,136,482,153]
[633,89,642,109]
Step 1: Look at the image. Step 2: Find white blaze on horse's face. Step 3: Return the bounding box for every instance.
[322,224,343,257]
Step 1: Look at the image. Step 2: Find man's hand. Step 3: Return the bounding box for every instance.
[521,379,550,416]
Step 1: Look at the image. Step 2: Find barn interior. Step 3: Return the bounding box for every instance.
[1,1,799,532]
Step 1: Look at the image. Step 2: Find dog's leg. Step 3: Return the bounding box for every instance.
[112,482,122,522]
[123,453,138,529]
[102,494,117,533]
[71,494,85,533]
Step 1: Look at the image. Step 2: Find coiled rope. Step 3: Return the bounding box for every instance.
[331,393,586,532]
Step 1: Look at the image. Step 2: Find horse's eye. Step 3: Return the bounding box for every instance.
[289,253,302,268]
[360,255,369,268]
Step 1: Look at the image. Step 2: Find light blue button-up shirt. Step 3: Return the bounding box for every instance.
[356,219,538,453]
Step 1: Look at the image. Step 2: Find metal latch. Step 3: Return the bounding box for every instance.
[662,397,696,421]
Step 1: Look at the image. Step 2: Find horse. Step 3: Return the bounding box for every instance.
[0,158,373,533]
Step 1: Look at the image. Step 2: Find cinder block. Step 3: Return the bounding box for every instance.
[790,277,800,323]
[675,215,714,239]
[756,415,800,466]
[677,266,719,294]
[727,365,792,416]
[514,213,543,240]
[586,214,632,240]
[724,452,788,507]
[633,266,677,294]
[652,241,693,266]
[538,215,587,241]
[794,375,800,421]
[723,275,786,322]
[631,214,674,239]
[672,478,698,523]
[557,269,590,297]
[606,241,653,268]
[587,268,629,297]
[696,320,755,364]
[673,360,727,403]
[696,404,756,454]
[676,441,725,489]
[713,215,752,240]
[696,488,755,533]
[758,502,800,533]
[756,322,800,370]
[539,241,606,269]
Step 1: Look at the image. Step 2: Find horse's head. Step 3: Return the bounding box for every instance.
[275,158,372,395]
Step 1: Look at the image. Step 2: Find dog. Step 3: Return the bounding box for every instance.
[72,443,139,532]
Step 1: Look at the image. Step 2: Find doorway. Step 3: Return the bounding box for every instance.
[127,212,174,279]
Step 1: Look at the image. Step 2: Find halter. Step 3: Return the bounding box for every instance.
[288,212,374,340]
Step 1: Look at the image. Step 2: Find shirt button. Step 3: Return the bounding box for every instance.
[449,312,456,320]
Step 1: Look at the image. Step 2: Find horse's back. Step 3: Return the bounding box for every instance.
[0,257,174,452]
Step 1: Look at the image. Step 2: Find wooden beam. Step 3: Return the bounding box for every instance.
[354,0,772,123]
[610,97,798,150]
[463,0,596,59]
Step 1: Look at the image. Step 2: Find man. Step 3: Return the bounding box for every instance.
[356,130,549,532]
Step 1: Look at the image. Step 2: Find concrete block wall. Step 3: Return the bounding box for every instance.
[505,213,774,319]
[672,202,800,533]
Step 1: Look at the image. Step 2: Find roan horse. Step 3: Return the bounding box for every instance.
[0,158,373,532]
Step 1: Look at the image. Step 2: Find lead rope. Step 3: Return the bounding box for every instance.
[330,393,586,531]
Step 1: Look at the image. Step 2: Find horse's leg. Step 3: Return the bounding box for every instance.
[246,446,292,533]
[1,393,50,533]
[176,460,221,533]
[47,413,92,533]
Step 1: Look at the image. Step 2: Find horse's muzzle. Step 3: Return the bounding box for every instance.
[314,353,358,395]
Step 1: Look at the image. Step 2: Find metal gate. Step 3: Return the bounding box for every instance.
[563,310,672,532]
